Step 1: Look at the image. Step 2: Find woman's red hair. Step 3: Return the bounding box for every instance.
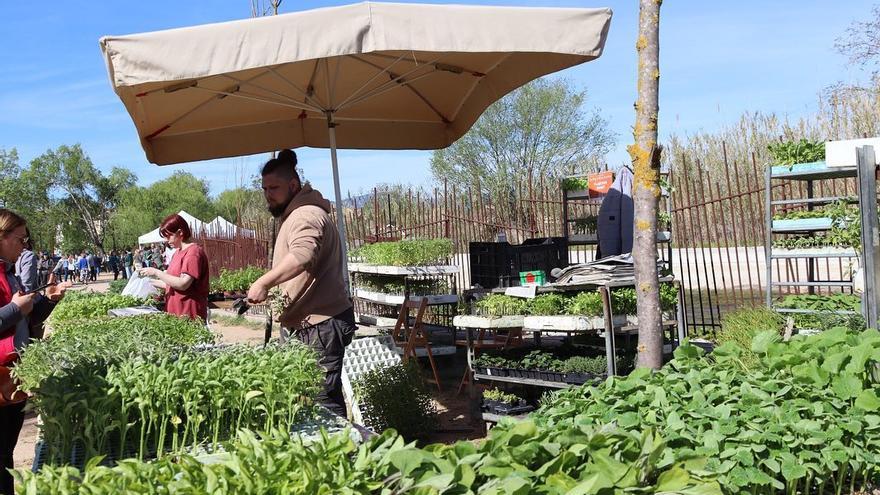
[159,214,192,241]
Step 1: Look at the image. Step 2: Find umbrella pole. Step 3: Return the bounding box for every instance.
[326,115,351,294]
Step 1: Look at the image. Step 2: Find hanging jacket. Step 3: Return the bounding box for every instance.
[598,166,634,257]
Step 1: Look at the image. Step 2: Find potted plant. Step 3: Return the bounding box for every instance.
[572,215,599,241]
[561,355,607,385]
[562,176,590,198]
[481,388,532,415]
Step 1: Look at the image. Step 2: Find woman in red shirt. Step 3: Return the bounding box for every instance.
[139,214,210,322]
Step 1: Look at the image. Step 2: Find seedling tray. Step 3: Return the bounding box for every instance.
[563,372,606,385]
[772,218,833,232]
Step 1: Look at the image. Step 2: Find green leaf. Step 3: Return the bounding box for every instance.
[855,389,880,410]
[831,374,862,399]
[750,330,780,355]
[655,466,690,492]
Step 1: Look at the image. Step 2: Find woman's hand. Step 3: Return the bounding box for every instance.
[11,292,36,315]
[45,281,72,302]
[139,267,160,278]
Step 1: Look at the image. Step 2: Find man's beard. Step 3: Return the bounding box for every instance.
[268,193,294,217]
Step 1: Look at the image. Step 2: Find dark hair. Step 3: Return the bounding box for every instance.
[261,149,300,182]
[0,209,26,236]
[159,213,192,241]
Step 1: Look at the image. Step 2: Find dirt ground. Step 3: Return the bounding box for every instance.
[14,273,481,470]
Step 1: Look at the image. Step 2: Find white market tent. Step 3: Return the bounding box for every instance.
[205,216,256,238]
[137,210,207,245]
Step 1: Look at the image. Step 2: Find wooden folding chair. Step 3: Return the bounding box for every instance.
[392,297,443,392]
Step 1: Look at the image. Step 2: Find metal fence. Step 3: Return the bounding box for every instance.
[207,143,870,333]
[195,222,272,279]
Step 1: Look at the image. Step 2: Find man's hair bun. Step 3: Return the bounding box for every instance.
[277,149,298,166]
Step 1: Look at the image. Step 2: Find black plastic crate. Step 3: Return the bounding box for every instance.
[468,237,569,289]
[469,242,514,289]
[511,237,569,279]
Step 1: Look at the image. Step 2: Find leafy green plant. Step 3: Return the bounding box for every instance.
[520,350,563,371]
[776,293,864,330]
[773,200,866,252]
[715,307,783,369]
[526,293,567,316]
[767,138,825,166]
[355,361,437,441]
[564,291,604,316]
[562,176,589,191]
[110,343,321,461]
[211,266,267,293]
[657,210,672,230]
[15,314,216,464]
[473,294,529,316]
[16,423,721,494]
[560,355,607,375]
[351,238,453,266]
[483,388,521,404]
[107,279,128,295]
[48,294,147,325]
[572,215,598,235]
[356,274,448,295]
[536,328,880,493]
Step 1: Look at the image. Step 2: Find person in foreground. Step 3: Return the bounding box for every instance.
[0,209,70,495]
[247,149,356,417]
[139,214,209,322]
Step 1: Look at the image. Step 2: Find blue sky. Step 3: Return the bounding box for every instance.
[0,1,874,198]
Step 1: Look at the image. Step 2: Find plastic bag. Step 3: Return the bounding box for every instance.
[122,271,159,299]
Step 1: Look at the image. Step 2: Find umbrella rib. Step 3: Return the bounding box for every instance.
[142,84,240,140]
[339,55,449,122]
[334,53,407,110]
[448,53,508,122]
[342,54,443,103]
[306,59,324,108]
[264,67,327,111]
[190,86,320,113]
[222,72,324,113]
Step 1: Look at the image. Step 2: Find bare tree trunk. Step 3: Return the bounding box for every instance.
[631,0,663,369]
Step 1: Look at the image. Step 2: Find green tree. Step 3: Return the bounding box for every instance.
[214,186,270,228]
[0,148,58,252]
[430,78,614,222]
[111,171,216,248]
[29,144,136,254]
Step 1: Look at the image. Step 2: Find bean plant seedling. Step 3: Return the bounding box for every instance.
[48,293,147,325]
[351,238,453,266]
[17,421,721,494]
[537,328,880,493]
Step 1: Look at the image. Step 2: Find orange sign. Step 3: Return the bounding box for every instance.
[588,171,614,198]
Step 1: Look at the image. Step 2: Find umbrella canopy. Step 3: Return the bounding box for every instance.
[101,2,612,283]
[100,2,612,164]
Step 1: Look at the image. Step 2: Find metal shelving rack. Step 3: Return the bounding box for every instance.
[764,147,880,327]
[349,263,460,328]
[459,279,687,426]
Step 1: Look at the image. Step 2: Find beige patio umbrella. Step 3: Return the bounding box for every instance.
[99,1,612,270]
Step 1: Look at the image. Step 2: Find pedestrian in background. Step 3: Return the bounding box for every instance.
[13,232,36,293]
[108,251,120,280]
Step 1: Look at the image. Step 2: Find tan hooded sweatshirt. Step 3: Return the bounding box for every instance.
[274,184,350,328]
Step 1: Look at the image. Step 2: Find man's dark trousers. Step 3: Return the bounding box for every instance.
[284,307,356,417]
